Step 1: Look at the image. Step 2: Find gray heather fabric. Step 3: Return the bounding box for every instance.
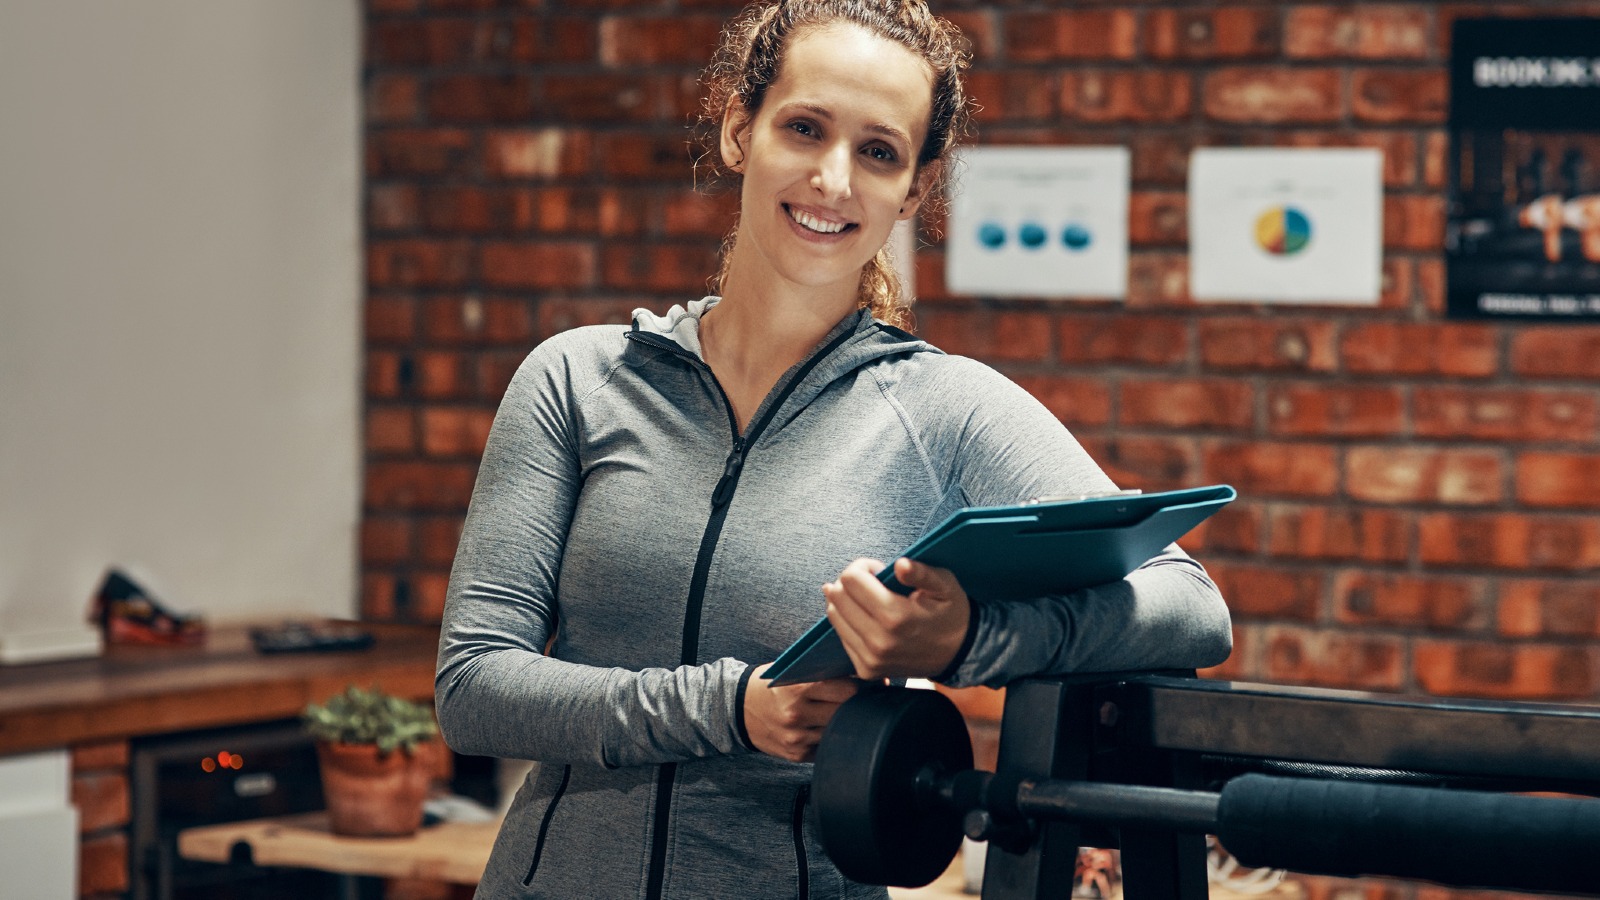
[436,298,1232,899]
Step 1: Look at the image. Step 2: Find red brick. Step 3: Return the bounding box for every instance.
[420,185,504,233]
[369,184,420,231]
[1206,563,1324,621]
[1204,68,1344,124]
[81,832,129,894]
[1120,379,1254,430]
[1418,512,1600,572]
[367,351,405,401]
[1006,10,1139,62]
[421,406,496,457]
[1061,71,1193,124]
[1203,441,1340,498]
[1130,132,1202,187]
[504,187,647,237]
[918,310,1053,363]
[1377,256,1414,309]
[413,351,472,399]
[1415,640,1595,700]
[1054,314,1188,367]
[1285,6,1433,60]
[1341,322,1498,377]
[424,296,536,345]
[1382,193,1446,251]
[540,72,673,122]
[411,571,451,622]
[1346,446,1504,506]
[1352,69,1448,124]
[367,128,474,178]
[1144,7,1279,60]
[71,741,129,772]
[1499,579,1600,639]
[1084,435,1202,491]
[1011,375,1113,428]
[361,572,400,621]
[368,240,473,288]
[597,131,698,181]
[367,407,416,454]
[1198,623,1250,681]
[1517,452,1600,509]
[481,241,597,289]
[660,190,739,239]
[367,73,420,124]
[484,129,594,179]
[537,298,646,338]
[942,11,998,62]
[365,461,478,511]
[532,18,600,65]
[419,516,467,566]
[366,295,417,344]
[1422,129,1450,189]
[427,74,536,122]
[1414,387,1597,443]
[367,18,477,65]
[1267,384,1404,438]
[1416,256,1446,314]
[964,69,1061,124]
[1267,504,1411,563]
[72,771,129,833]
[601,242,720,295]
[1275,129,1421,188]
[1333,571,1486,631]
[1510,328,1600,379]
[599,15,722,66]
[1263,625,1406,691]
[361,517,413,566]
[1128,191,1187,246]
[1188,502,1263,554]
[1126,252,1192,307]
[1199,318,1338,372]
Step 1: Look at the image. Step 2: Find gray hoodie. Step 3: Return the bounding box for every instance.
[436,299,1232,898]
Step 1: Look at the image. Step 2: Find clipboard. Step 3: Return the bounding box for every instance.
[762,484,1236,686]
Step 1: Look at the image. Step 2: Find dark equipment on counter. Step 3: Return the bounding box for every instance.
[811,675,1600,898]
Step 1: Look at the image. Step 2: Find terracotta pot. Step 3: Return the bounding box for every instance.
[315,739,438,837]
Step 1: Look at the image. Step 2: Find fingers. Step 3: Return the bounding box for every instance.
[825,557,972,680]
[744,667,861,762]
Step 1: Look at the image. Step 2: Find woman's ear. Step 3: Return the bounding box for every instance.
[898,160,942,221]
[719,99,752,173]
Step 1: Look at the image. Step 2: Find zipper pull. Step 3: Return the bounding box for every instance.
[711,440,745,509]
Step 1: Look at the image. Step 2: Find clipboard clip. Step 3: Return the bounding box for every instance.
[1021,489,1143,506]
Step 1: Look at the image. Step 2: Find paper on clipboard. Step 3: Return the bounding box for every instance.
[762,484,1236,686]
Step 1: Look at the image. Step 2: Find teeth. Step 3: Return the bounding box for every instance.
[789,206,846,234]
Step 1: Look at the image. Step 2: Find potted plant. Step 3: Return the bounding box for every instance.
[303,684,441,837]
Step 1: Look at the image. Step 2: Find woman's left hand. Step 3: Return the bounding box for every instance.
[823,557,969,680]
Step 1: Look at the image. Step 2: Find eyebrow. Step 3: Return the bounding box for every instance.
[789,102,914,148]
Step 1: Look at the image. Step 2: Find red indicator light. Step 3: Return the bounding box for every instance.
[231,755,244,770]
[201,758,216,773]
[217,751,232,768]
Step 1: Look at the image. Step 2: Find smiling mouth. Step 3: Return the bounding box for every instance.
[786,204,854,235]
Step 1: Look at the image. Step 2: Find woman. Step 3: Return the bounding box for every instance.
[435,2,1232,897]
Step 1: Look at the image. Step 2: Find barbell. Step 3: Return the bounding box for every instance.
[811,686,1600,895]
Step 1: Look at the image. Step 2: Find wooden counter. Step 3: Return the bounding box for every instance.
[0,622,439,756]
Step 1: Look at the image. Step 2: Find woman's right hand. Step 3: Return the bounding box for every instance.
[742,663,862,762]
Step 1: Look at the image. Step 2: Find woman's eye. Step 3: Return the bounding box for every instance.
[866,145,897,163]
[788,121,816,137]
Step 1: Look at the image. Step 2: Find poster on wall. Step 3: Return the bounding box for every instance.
[1447,18,1600,319]
[945,146,1128,299]
[1188,148,1383,304]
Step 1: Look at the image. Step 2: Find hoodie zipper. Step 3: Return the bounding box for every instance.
[626,325,857,900]
[521,764,572,887]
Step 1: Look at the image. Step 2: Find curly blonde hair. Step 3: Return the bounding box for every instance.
[695,0,973,331]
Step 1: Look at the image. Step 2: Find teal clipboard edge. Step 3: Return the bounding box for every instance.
[762,484,1236,686]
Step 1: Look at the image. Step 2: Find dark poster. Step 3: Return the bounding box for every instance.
[1447,19,1600,319]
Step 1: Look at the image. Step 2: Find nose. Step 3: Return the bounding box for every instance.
[810,143,852,202]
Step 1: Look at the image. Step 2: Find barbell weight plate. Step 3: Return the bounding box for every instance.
[812,686,973,887]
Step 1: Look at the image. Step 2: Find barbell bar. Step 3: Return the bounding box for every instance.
[812,686,1600,894]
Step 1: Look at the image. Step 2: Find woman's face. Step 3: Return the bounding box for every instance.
[721,22,937,298]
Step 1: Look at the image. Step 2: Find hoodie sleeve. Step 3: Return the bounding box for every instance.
[434,331,752,769]
[904,357,1233,688]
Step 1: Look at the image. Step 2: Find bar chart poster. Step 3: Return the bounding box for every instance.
[1447,18,1600,319]
[1189,148,1383,304]
[945,146,1129,299]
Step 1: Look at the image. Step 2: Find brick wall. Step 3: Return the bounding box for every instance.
[361,2,1600,701]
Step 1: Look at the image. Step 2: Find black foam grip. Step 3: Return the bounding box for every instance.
[1217,773,1600,895]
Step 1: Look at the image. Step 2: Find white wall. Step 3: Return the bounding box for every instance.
[0,1,362,633]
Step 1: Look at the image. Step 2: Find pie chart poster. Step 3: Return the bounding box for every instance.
[946,146,1129,299]
[1189,148,1383,305]
[1446,18,1600,320]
